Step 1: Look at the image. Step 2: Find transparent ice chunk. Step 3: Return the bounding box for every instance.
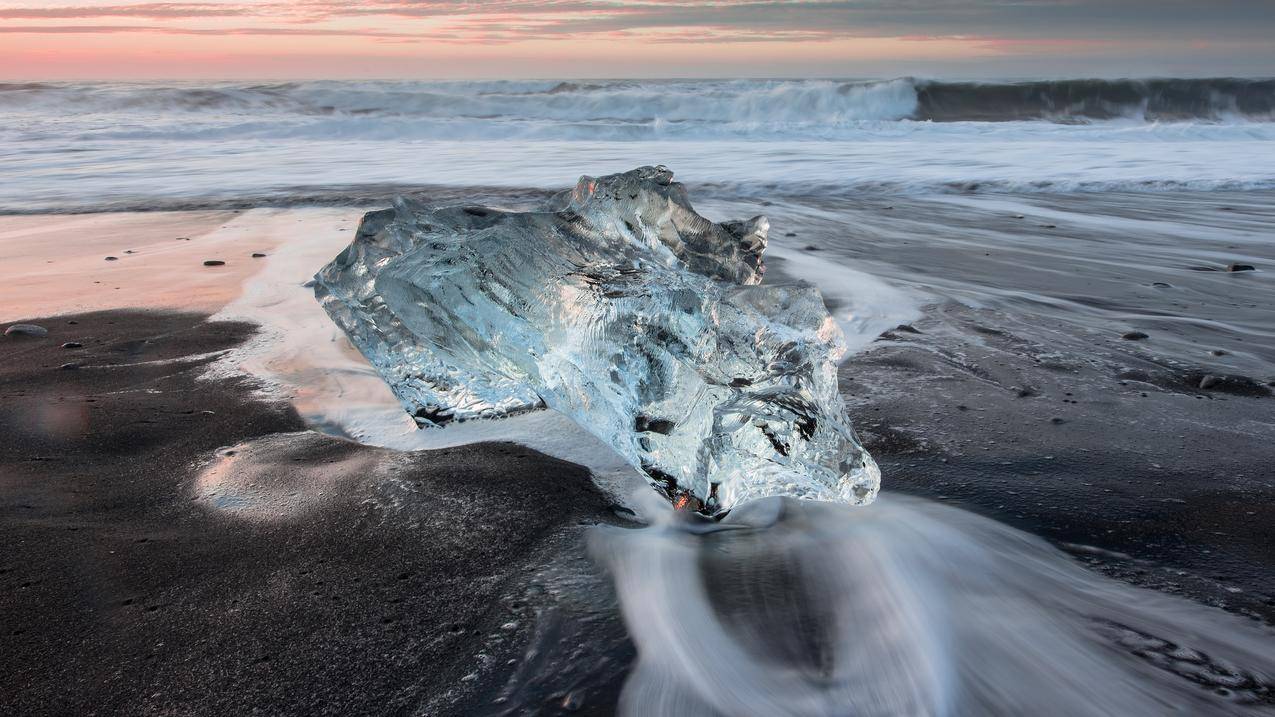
[314,166,879,514]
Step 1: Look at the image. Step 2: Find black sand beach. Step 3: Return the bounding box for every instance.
[0,310,622,715]
[2,189,1273,714]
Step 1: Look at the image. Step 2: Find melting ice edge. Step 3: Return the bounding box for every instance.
[314,166,879,515]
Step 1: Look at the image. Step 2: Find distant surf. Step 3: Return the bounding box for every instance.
[2,77,1274,212]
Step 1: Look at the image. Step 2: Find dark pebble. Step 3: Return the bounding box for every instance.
[251,253,267,258]
[803,245,820,251]
[4,324,48,338]
[1188,266,1218,272]
[59,362,80,371]
[104,256,118,261]
[61,342,82,349]
[1012,214,1025,219]
[1050,417,1066,424]
[124,250,135,254]
[203,260,226,267]
[1210,349,1228,356]
[1226,264,1255,272]
[784,232,797,237]
[1122,331,1149,340]
[1040,224,1057,229]
[1151,282,1172,288]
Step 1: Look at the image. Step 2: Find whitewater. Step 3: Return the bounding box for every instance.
[2,77,1274,212]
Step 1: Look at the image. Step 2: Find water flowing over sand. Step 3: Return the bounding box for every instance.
[192,191,1275,714]
[592,493,1275,717]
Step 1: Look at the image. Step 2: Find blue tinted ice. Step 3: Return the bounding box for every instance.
[314,166,878,514]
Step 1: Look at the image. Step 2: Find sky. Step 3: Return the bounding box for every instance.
[2,0,1274,80]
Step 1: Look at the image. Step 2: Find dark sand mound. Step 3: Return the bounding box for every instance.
[0,310,617,716]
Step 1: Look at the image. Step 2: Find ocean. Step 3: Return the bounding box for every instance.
[3,76,1274,715]
[3,77,1274,212]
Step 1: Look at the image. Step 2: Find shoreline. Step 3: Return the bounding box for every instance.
[3,188,1273,712]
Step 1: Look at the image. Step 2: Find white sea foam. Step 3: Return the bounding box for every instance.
[2,78,1274,212]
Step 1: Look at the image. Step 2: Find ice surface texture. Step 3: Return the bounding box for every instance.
[314,166,879,514]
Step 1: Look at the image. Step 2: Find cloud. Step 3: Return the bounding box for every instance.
[1,0,1271,45]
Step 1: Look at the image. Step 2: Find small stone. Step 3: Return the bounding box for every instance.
[1040,224,1057,229]
[1012,214,1025,219]
[1050,417,1066,424]
[203,260,225,267]
[1210,349,1228,356]
[803,245,819,251]
[784,232,797,237]
[251,253,267,258]
[61,341,82,349]
[5,324,48,338]
[1151,282,1172,288]
[104,256,119,261]
[1199,375,1222,390]
[124,250,135,254]
[1188,266,1218,272]
[1121,331,1149,340]
[1226,263,1255,272]
[59,362,80,370]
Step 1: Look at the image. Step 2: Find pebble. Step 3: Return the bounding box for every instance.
[803,245,820,251]
[1121,331,1149,340]
[1050,417,1066,424]
[1150,282,1172,288]
[1210,349,1228,356]
[4,323,48,337]
[251,252,267,258]
[1226,263,1255,272]
[59,362,80,370]
[104,256,119,261]
[1040,224,1057,229]
[203,260,225,266]
[61,341,82,349]
[784,232,797,237]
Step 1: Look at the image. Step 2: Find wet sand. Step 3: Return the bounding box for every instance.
[2,193,1273,714]
[0,309,618,715]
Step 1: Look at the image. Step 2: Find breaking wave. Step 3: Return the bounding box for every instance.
[2,77,1272,144]
[3,77,1274,210]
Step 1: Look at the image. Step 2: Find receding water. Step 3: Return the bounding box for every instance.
[590,492,1275,716]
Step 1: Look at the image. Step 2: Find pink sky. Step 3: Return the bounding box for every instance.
[2,1,1271,79]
